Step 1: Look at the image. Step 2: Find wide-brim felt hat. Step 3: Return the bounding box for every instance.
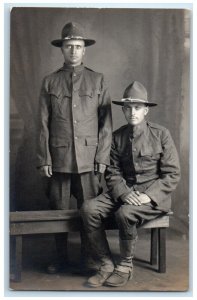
[112,81,157,107]
[51,22,96,47]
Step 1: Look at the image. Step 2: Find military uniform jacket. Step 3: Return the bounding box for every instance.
[105,120,181,212]
[37,64,112,173]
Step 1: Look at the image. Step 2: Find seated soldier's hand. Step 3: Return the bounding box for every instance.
[121,191,151,206]
[39,165,53,178]
[121,191,142,206]
[138,193,151,204]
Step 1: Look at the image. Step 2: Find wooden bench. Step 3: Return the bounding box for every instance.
[10,209,172,282]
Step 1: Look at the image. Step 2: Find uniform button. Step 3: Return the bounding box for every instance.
[133,148,137,152]
[74,120,77,124]
[135,163,138,166]
[73,73,76,77]
[73,104,77,108]
[75,136,78,140]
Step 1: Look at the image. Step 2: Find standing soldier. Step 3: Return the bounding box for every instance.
[37,22,112,274]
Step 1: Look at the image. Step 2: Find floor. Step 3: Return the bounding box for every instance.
[9,229,189,293]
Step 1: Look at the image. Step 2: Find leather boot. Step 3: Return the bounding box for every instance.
[86,229,114,287]
[105,237,137,287]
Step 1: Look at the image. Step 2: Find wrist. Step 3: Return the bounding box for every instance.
[95,163,106,173]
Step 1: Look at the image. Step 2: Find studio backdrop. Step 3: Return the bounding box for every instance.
[10,7,190,236]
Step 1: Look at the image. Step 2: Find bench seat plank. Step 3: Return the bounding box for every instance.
[10,209,78,222]
[10,210,170,235]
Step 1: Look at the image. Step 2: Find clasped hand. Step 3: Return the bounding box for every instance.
[121,191,151,206]
[39,165,52,177]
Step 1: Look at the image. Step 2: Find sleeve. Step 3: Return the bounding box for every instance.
[95,75,113,166]
[36,77,52,167]
[144,129,181,205]
[104,135,131,201]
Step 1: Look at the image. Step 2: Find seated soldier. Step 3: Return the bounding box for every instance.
[80,81,181,288]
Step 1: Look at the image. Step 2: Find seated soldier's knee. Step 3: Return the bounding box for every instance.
[80,199,102,231]
[80,199,97,218]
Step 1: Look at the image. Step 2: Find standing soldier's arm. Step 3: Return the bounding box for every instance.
[95,75,113,173]
[37,78,52,175]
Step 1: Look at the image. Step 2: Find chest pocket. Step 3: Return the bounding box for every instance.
[140,144,162,171]
[49,88,71,117]
[79,88,100,116]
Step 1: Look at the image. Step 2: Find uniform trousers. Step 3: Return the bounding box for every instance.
[48,171,102,265]
[49,172,102,210]
[80,193,164,272]
[81,193,163,240]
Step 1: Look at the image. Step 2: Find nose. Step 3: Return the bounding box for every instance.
[130,107,136,115]
[70,46,76,54]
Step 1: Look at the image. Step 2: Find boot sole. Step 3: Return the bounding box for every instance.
[87,282,104,288]
[104,274,133,287]
[87,274,113,288]
[104,281,129,287]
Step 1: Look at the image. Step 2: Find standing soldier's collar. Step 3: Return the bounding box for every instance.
[58,63,84,73]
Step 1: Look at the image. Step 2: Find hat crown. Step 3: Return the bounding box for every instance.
[61,22,85,39]
[123,81,147,101]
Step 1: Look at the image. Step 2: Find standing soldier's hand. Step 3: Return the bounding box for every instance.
[39,165,53,177]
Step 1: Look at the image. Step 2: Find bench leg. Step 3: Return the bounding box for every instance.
[150,228,158,265]
[12,236,22,282]
[158,228,166,273]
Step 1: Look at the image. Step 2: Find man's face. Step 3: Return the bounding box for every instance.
[122,103,149,126]
[61,39,85,67]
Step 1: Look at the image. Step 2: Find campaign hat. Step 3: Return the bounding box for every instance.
[112,81,157,107]
[51,22,95,47]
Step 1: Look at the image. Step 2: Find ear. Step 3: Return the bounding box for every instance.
[144,106,149,115]
[83,47,86,56]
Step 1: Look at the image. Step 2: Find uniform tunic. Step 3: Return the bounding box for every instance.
[37,63,112,173]
[105,120,181,212]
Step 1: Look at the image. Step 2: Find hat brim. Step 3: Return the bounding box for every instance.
[112,100,157,107]
[51,39,96,47]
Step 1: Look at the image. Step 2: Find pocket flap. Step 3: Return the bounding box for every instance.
[79,89,93,97]
[140,144,162,156]
[85,137,98,146]
[49,88,71,98]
